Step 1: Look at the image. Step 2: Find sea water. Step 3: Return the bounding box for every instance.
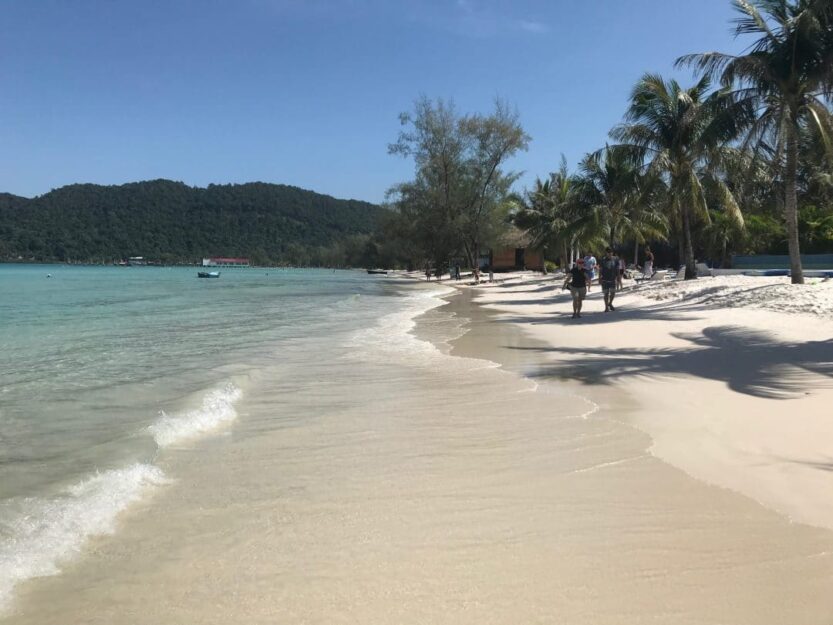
[0,265,448,612]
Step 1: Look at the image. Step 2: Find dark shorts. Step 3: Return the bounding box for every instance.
[601,281,616,293]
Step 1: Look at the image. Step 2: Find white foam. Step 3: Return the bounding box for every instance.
[345,287,498,372]
[0,463,166,613]
[149,383,242,448]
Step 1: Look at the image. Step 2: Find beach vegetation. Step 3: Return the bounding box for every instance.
[575,145,669,263]
[610,74,748,279]
[677,0,833,282]
[387,97,529,270]
[0,180,386,267]
[509,159,585,269]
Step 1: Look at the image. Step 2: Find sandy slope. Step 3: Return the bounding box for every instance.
[468,272,833,530]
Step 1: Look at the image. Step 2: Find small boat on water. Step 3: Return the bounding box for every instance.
[198,271,221,278]
[367,269,388,275]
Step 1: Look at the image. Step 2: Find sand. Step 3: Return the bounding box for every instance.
[468,272,833,530]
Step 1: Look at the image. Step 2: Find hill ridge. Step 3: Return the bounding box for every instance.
[0,180,385,266]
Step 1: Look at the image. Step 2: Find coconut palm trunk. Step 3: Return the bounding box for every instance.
[681,204,697,279]
[784,126,804,284]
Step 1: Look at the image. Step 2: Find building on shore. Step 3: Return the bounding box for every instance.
[483,227,544,271]
[202,257,250,268]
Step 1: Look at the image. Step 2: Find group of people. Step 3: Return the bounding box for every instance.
[562,247,630,318]
[425,264,495,283]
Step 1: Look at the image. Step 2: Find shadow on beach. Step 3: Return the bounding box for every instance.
[782,458,833,472]
[506,325,833,399]
[490,295,705,324]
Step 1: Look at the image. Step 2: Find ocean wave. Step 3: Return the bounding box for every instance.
[0,463,166,614]
[344,286,498,372]
[148,383,242,448]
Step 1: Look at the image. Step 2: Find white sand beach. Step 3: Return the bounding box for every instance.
[468,272,833,530]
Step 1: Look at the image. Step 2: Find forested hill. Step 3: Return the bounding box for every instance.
[0,180,386,265]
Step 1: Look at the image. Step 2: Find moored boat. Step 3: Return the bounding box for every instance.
[366,269,388,275]
[197,271,221,278]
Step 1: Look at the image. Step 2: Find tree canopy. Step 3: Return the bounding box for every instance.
[386,97,529,271]
[0,180,387,266]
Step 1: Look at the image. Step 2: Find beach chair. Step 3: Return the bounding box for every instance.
[633,269,668,283]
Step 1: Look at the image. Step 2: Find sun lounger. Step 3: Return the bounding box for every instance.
[633,269,668,283]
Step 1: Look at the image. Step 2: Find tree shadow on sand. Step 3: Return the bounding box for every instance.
[492,299,703,324]
[510,325,833,399]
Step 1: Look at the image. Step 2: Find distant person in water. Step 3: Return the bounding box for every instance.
[643,247,655,277]
[563,258,587,318]
[599,247,618,312]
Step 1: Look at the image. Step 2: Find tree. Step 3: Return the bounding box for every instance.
[509,162,572,269]
[511,158,611,268]
[611,74,746,278]
[388,97,530,269]
[0,180,384,265]
[576,145,668,257]
[677,0,833,283]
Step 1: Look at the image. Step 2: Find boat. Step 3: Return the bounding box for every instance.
[366,269,388,275]
[197,271,221,278]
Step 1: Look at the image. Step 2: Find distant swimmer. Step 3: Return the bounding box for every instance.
[46,274,52,278]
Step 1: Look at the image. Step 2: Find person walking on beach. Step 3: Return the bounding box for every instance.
[599,247,618,312]
[584,253,597,292]
[616,252,625,291]
[563,258,588,318]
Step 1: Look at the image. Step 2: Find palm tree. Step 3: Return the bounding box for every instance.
[511,159,606,270]
[677,0,833,283]
[704,209,746,267]
[576,145,668,260]
[611,74,746,279]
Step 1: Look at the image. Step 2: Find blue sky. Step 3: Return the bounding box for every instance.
[0,0,745,203]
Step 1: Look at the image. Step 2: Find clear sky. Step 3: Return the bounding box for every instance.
[0,0,746,203]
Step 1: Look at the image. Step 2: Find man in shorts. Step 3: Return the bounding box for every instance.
[563,258,588,318]
[599,247,618,312]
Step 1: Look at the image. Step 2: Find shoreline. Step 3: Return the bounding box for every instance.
[443,271,833,530]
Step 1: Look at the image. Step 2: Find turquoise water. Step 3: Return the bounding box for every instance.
[0,264,425,609]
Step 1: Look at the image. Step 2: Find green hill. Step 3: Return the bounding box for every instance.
[0,180,386,265]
